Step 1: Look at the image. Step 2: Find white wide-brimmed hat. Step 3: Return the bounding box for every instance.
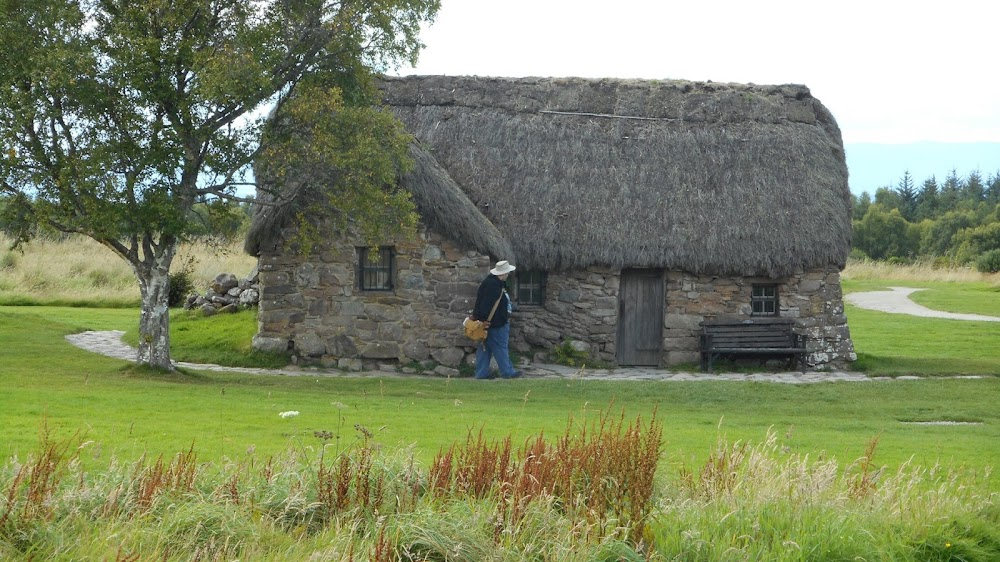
[490,260,516,276]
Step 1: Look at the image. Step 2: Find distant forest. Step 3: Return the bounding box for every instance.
[851,169,1000,272]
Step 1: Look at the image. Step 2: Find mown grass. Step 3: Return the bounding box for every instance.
[841,262,1000,376]
[2,306,998,479]
[122,307,290,368]
[847,305,1000,375]
[908,283,1000,317]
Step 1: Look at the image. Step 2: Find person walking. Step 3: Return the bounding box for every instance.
[472,260,522,379]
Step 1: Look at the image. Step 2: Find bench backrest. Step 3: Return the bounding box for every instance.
[702,319,797,348]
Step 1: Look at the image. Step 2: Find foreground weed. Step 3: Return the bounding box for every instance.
[429,408,663,549]
[0,425,81,531]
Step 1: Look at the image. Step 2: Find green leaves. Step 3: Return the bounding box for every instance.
[262,82,418,250]
[1,0,437,250]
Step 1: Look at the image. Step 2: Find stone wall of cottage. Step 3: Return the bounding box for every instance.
[659,267,856,369]
[254,226,855,371]
[509,266,856,370]
[510,267,621,362]
[253,226,492,375]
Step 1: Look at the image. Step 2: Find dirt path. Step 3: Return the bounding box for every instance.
[845,286,1000,322]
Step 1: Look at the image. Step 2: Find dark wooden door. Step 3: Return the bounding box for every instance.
[617,269,664,366]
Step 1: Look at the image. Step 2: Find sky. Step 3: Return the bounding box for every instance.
[391,0,1000,191]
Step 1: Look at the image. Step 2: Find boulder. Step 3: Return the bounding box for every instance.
[252,335,288,354]
[211,273,239,295]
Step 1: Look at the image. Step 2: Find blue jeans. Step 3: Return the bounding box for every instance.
[475,322,516,379]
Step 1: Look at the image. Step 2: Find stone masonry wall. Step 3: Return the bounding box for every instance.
[254,224,856,371]
[509,266,855,370]
[510,267,621,363]
[253,225,491,374]
[660,266,856,369]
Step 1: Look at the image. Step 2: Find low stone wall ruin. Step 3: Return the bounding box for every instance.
[184,270,261,315]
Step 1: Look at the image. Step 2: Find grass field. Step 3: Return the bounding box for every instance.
[2,242,999,559]
[2,305,998,477]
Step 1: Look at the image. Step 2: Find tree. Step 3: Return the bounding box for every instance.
[873,186,903,211]
[919,210,977,257]
[894,170,917,221]
[0,0,439,369]
[915,176,939,221]
[852,205,918,261]
[964,169,985,202]
[851,191,872,221]
[939,168,964,212]
[986,171,1000,205]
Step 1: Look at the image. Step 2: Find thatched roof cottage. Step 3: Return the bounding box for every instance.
[245,75,856,371]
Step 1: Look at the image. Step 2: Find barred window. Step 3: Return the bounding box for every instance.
[751,284,778,316]
[513,270,545,305]
[357,246,394,291]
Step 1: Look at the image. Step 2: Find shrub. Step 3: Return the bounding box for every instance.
[551,340,590,367]
[848,248,869,261]
[168,256,197,307]
[975,249,1000,273]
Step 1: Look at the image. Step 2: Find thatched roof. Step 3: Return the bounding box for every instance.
[244,141,514,260]
[249,75,851,277]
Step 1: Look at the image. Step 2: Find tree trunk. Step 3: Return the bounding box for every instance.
[134,244,176,370]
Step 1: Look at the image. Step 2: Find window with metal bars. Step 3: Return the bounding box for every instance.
[513,270,545,305]
[357,246,394,291]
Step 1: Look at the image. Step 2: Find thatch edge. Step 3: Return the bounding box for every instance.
[244,142,514,261]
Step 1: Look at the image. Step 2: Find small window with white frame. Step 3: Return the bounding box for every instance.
[357,246,394,291]
[751,284,778,316]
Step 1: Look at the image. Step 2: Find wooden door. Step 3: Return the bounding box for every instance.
[617,269,664,366]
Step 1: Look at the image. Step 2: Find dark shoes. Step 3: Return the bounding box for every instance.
[476,370,522,380]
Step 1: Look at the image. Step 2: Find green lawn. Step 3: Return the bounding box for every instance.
[842,278,1000,317]
[907,282,1000,317]
[2,306,998,493]
[842,278,1000,376]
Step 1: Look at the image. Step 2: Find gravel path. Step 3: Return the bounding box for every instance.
[64,330,872,384]
[845,286,1000,322]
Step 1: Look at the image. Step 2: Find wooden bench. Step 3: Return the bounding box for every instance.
[700,317,807,372]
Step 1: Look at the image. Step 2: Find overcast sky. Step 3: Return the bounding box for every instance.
[393,0,999,146]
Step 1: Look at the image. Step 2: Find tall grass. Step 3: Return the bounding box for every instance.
[843,257,1000,285]
[0,233,257,307]
[2,422,996,561]
[6,235,1000,305]
[0,412,667,560]
[653,428,999,560]
[429,408,662,547]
